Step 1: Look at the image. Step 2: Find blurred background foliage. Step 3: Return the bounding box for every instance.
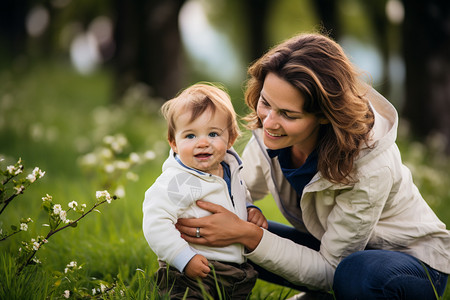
[0,0,449,298]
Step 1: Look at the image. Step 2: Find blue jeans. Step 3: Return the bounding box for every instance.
[333,249,448,299]
[252,221,448,299]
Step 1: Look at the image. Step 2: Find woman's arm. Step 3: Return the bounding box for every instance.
[175,200,264,251]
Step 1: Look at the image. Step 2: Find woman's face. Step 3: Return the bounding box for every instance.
[256,72,324,154]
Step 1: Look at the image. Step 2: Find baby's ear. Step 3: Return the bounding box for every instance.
[227,134,237,149]
[168,139,178,153]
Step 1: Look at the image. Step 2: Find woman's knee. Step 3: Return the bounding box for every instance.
[333,251,373,298]
[332,250,445,300]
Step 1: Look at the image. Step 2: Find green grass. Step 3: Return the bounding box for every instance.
[0,61,449,299]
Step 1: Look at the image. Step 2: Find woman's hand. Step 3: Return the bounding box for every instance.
[175,200,263,251]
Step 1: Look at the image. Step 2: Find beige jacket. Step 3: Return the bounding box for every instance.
[241,86,450,291]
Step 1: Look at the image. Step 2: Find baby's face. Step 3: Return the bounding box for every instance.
[169,108,231,176]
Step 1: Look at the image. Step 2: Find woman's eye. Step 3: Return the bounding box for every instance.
[259,98,270,107]
[281,112,297,120]
[209,132,219,138]
[186,134,195,139]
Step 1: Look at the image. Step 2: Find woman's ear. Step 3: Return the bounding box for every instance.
[319,118,330,125]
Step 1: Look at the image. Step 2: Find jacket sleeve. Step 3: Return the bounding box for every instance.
[241,135,270,201]
[246,166,393,291]
[142,175,197,272]
[245,229,335,291]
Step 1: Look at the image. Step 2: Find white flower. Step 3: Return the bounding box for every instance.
[100,148,113,159]
[114,186,125,198]
[7,165,23,175]
[20,223,28,231]
[33,241,40,251]
[144,150,156,160]
[27,173,36,183]
[92,288,96,295]
[103,135,114,145]
[53,204,62,215]
[63,290,70,298]
[129,152,140,163]
[42,194,52,202]
[126,171,138,181]
[6,165,15,174]
[27,167,45,182]
[32,258,41,264]
[81,153,97,166]
[96,190,112,203]
[114,160,130,170]
[100,283,106,293]
[104,164,115,173]
[68,201,78,209]
[33,167,45,178]
[67,261,77,268]
[14,185,25,194]
[59,210,67,222]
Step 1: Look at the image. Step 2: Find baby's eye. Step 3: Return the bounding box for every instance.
[185,134,196,139]
[209,132,219,138]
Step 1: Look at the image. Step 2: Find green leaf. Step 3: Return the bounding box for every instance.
[42,201,51,212]
[49,217,58,231]
[11,225,17,231]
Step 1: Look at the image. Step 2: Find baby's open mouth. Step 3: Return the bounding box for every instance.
[195,153,212,158]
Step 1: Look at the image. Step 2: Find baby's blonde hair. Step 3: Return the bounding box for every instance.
[161,82,240,146]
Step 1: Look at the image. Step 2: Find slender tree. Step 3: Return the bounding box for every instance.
[402,0,450,151]
[112,0,186,101]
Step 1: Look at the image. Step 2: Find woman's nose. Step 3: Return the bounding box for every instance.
[262,109,279,129]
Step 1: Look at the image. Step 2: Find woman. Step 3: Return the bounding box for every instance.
[175,33,450,299]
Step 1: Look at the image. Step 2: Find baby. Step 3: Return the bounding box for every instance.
[143,83,267,299]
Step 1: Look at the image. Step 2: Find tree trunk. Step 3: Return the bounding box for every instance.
[402,0,450,151]
[312,0,340,40]
[0,1,28,68]
[243,0,272,62]
[112,0,186,101]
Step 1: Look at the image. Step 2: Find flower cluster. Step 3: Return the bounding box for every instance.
[6,158,23,176]
[1,158,45,241]
[19,235,48,255]
[26,167,46,183]
[79,133,156,197]
[64,260,82,274]
[96,190,113,203]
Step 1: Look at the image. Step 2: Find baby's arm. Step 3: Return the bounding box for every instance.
[184,254,210,279]
[247,207,268,229]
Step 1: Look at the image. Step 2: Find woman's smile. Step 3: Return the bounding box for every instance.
[257,72,322,156]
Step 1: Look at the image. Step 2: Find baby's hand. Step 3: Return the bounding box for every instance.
[247,207,268,229]
[184,254,210,279]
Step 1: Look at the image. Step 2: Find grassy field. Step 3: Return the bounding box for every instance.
[0,61,449,299]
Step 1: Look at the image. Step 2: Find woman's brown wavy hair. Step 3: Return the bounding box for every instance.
[244,33,374,184]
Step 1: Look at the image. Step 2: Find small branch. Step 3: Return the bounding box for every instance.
[16,199,109,275]
[0,229,21,242]
[45,200,107,240]
[0,194,18,215]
